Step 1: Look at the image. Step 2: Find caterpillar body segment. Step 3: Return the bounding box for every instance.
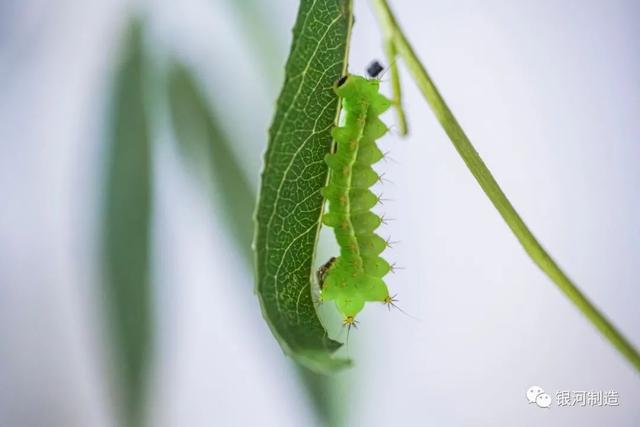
[319,75,394,321]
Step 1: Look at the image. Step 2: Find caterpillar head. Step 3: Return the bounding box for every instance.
[334,75,380,98]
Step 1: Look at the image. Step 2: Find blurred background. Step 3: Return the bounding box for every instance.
[1,0,639,426]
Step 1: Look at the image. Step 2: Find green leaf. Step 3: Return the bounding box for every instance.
[255,0,353,373]
[102,20,151,426]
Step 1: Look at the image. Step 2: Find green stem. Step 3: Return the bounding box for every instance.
[383,38,408,136]
[372,0,640,372]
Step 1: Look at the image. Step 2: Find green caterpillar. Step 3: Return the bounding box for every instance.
[319,74,395,326]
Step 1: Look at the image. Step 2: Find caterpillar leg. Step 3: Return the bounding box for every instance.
[313,294,324,306]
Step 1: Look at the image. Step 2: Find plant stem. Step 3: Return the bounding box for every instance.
[383,38,408,136]
[372,0,640,372]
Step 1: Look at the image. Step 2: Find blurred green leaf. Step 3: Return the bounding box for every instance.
[168,64,254,260]
[102,20,151,426]
[227,0,283,83]
[168,62,344,426]
[254,0,353,373]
